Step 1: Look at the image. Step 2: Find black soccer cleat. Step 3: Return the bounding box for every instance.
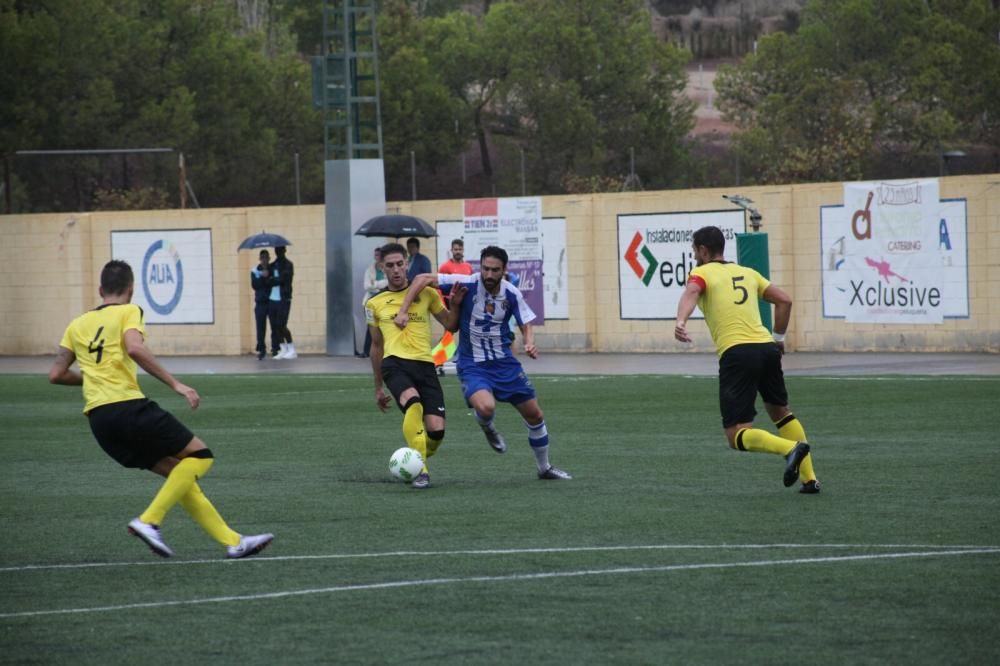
[783,442,810,487]
[799,480,821,494]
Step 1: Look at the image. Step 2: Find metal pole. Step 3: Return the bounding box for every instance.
[410,150,416,201]
[179,152,187,209]
[294,151,301,204]
[3,155,11,214]
[520,148,526,196]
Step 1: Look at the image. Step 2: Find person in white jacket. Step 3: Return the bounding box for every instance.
[361,247,388,358]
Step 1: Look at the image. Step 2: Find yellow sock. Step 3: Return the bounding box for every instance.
[426,436,443,458]
[140,457,213,526]
[180,482,240,547]
[776,414,818,483]
[403,402,429,473]
[735,428,796,456]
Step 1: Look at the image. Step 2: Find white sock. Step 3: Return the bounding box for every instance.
[527,420,550,472]
[474,411,496,432]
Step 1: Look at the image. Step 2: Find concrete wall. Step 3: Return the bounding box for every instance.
[2,174,997,356]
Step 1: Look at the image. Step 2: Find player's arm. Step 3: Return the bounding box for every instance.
[762,284,792,352]
[520,323,538,359]
[123,329,201,409]
[441,282,467,332]
[48,346,82,385]
[393,273,439,328]
[368,324,391,412]
[674,278,705,343]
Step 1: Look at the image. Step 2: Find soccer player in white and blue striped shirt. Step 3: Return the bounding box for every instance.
[395,246,571,480]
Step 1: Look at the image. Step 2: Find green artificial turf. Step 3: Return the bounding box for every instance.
[1,372,998,665]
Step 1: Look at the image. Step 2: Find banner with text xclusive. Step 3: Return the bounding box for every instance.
[821,179,968,324]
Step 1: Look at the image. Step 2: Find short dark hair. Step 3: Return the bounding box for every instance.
[380,242,407,261]
[692,226,726,255]
[480,245,508,267]
[100,260,134,295]
[259,250,269,258]
[451,238,464,248]
[406,237,420,248]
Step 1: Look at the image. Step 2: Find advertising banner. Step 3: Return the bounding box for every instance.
[437,216,568,321]
[821,180,968,323]
[110,229,214,324]
[460,197,545,324]
[617,210,744,319]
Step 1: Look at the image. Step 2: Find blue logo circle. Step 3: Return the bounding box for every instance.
[141,240,184,315]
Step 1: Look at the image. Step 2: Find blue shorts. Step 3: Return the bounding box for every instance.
[458,356,536,406]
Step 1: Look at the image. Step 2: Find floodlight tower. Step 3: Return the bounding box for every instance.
[322,0,387,355]
[321,0,383,159]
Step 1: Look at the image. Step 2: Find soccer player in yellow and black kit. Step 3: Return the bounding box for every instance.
[366,242,452,489]
[675,226,820,493]
[49,260,275,557]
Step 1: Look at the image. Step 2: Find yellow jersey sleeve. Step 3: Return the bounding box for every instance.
[61,303,146,413]
[690,262,773,356]
[365,287,440,363]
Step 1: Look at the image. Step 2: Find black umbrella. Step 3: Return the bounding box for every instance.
[355,214,437,239]
[238,232,292,251]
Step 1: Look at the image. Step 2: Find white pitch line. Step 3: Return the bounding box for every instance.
[1,548,997,620]
[2,542,996,573]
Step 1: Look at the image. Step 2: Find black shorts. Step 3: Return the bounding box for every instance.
[381,356,446,417]
[717,342,788,428]
[87,399,195,470]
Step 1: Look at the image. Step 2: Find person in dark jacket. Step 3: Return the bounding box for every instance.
[251,250,278,360]
[271,246,296,359]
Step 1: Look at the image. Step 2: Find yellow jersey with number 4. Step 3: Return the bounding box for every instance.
[689,261,773,356]
[59,303,146,413]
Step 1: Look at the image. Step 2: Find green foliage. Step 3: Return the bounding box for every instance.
[715,0,1000,184]
[1,0,322,211]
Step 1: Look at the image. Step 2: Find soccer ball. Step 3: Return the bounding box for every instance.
[389,447,424,481]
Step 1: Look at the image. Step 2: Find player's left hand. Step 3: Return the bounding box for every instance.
[375,387,391,412]
[523,341,538,359]
[393,311,409,329]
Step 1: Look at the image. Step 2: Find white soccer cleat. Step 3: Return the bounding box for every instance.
[127,518,174,558]
[226,533,274,559]
[538,466,572,480]
[282,344,297,359]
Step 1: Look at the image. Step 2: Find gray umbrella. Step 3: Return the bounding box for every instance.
[238,232,291,251]
[355,214,437,239]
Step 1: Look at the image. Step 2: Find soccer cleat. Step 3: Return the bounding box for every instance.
[481,426,507,453]
[282,344,297,360]
[411,472,431,489]
[800,480,821,494]
[127,518,174,558]
[783,442,811,487]
[538,466,572,480]
[226,533,274,559]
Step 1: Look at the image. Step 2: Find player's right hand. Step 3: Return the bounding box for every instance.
[674,322,692,343]
[175,383,201,410]
[449,283,468,306]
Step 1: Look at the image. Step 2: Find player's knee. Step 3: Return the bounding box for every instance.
[187,448,214,459]
[427,429,445,443]
[402,395,421,412]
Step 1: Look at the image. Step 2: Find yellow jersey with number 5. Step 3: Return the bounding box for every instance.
[688,261,773,356]
[59,303,146,413]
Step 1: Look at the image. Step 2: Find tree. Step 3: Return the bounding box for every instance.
[715,0,1000,184]
[0,0,321,211]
